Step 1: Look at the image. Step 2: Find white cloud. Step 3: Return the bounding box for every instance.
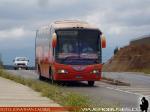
[0,27,33,40]
[0,0,150,64]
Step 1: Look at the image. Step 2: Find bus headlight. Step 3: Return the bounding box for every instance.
[57,69,68,74]
[91,70,100,74]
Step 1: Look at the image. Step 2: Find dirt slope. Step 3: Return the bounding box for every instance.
[103,44,150,72]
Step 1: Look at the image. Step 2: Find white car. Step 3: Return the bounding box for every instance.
[13,57,29,70]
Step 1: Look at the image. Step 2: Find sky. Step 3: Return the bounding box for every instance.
[0,0,150,66]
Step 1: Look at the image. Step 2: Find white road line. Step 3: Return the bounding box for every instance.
[106,87,150,98]
[137,91,150,95]
[97,78,150,99]
[117,87,150,95]
[129,89,150,93]
[106,87,142,96]
[117,87,150,89]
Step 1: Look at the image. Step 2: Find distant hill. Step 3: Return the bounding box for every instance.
[103,37,150,73]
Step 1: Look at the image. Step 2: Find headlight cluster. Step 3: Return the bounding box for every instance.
[57,69,68,74]
[91,70,100,74]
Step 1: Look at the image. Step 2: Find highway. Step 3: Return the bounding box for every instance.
[7,70,150,109]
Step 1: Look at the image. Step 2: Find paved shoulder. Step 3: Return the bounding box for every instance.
[0,77,60,107]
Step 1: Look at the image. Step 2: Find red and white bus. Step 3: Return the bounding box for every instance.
[35,20,106,86]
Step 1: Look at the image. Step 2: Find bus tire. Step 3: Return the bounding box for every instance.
[51,74,54,84]
[49,67,55,84]
[88,81,95,86]
[38,65,44,80]
[51,73,56,84]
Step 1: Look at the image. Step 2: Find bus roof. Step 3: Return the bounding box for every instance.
[37,20,99,32]
[52,20,97,29]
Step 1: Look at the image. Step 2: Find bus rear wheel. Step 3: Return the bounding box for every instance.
[38,65,44,80]
[88,81,95,86]
[14,67,17,70]
[49,68,55,84]
[39,75,44,80]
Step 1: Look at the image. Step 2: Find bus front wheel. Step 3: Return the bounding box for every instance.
[88,81,95,86]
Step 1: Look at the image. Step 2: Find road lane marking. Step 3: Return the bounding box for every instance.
[117,88,150,91]
[117,87,150,90]
[137,91,150,95]
[128,90,150,92]
[116,87,150,96]
[106,86,150,98]
[106,87,143,96]
[97,82,150,97]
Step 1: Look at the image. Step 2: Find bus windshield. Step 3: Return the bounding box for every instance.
[55,29,101,65]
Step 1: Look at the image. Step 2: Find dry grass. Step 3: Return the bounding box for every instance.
[0,69,90,107]
[0,69,120,111]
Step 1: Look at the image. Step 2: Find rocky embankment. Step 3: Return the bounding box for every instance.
[103,44,150,72]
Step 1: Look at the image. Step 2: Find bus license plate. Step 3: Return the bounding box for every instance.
[76,75,82,79]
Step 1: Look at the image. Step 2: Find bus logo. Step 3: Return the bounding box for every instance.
[72,66,86,71]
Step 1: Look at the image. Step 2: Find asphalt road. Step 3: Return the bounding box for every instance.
[102,72,150,88]
[6,70,150,110]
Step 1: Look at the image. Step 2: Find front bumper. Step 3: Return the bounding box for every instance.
[14,64,28,68]
[52,63,102,81]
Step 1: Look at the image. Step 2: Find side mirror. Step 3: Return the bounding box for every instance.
[52,33,57,48]
[28,60,29,62]
[101,34,106,48]
[13,60,15,62]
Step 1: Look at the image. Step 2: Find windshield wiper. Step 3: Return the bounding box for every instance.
[80,53,98,59]
[62,56,79,63]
